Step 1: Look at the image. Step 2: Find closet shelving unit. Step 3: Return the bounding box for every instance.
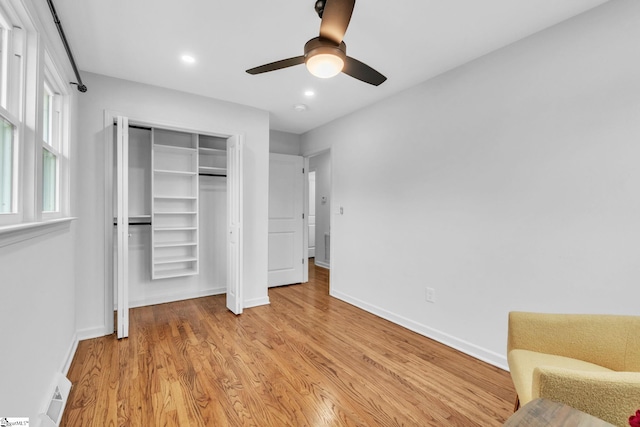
[151,129,199,279]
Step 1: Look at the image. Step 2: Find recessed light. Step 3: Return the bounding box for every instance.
[304,90,315,97]
[293,104,308,112]
[181,55,196,64]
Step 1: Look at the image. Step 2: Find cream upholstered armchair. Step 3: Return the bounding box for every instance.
[507,311,640,427]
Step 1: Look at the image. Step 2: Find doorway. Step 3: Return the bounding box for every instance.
[308,171,316,258]
[105,112,244,338]
[307,151,331,269]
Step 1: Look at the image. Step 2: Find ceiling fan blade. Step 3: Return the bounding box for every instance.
[246,56,305,75]
[343,56,386,86]
[319,0,355,45]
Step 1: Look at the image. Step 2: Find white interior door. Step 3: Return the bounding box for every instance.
[116,116,129,338]
[268,153,305,287]
[226,135,243,314]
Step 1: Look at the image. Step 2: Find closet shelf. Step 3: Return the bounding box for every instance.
[153,256,197,265]
[154,169,197,176]
[154,242,197,248]
[154,211,197,215]
[154,227,197,231]
[199,147,225,154]
[153,268,198,280]
[154,144,197,153]
[154,196,197,200]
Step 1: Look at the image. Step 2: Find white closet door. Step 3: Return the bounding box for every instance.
[116,116,129,339]
[226,135,243,314]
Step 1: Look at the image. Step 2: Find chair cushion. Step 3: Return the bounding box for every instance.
[508,349,613,405]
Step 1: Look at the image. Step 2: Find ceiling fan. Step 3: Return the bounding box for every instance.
[246,0,386,86]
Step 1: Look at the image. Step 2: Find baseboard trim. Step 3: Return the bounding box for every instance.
[61,333,79,375]
[129,287,226,309]
[244,296,270,309]
[76,326,110,341]
[330,289,508,371]
[314,260,330,269]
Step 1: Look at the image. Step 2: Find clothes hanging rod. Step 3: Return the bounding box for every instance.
[113,222,152,226]
[46,0,87,93]
[112,122,152,131]
[199,173,227,177]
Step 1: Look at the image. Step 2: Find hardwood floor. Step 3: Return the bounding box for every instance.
[62,261,515,426]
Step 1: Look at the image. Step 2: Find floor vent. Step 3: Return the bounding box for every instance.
[40,373,72,426]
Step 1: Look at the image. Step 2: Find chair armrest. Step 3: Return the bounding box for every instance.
[533,366,640,427]
[507,312,638,369]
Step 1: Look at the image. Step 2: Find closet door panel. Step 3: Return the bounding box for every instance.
[115,116,129,338]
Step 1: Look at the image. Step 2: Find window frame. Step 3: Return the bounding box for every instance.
[0,2,24,226]
[40,51,69,220]
[0,0,75,243]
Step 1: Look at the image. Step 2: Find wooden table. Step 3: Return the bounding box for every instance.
[503,398,615,427]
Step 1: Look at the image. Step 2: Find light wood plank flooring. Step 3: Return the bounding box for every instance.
[62,261,515,426]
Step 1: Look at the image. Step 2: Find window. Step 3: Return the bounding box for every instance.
[0,1,73,239]
[0,115,14,214]
[0,24,6,106]
[42,79,61,213]
[0,5,21,225]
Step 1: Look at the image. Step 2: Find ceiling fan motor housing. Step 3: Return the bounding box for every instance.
[304,37,347,63]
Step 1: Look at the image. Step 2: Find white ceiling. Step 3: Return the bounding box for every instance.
[54,0,610,134]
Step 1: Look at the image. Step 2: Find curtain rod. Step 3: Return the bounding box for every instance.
[46,0,87,93]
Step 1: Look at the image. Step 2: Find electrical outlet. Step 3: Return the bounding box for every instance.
[425,287,435,303]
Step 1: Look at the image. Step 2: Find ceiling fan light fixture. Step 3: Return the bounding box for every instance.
[306,53,344,78]
[304,39,347,79]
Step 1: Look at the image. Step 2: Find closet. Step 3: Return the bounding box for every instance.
[110,115,243,339]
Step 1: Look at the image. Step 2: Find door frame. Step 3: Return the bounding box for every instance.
[103,110,246,335]
[303,148,332,287]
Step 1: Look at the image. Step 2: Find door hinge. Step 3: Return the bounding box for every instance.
[302,213,305,219]
[302,167,305,174]
[302,258,305,264]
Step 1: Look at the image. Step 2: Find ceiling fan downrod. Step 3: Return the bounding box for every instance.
[314,0,326,18]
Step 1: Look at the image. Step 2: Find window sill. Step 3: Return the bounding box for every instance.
[0,217,76,248]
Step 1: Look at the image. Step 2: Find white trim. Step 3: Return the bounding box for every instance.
[76,326,110,342]
[0,216,74,247]
[243,296,270,309]
[60,332,78,376]
[103,110,115,335]
[330,289,509,371]
[129,287,226,309]
[302,157,309,283]
[314,260,330,269]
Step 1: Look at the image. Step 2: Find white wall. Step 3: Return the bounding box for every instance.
[309,152,331,268]
[0,0,79,421]
[270,129,301,155]
[0,225,78,421]
[75,72,270,337]
[301,0,640,369]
